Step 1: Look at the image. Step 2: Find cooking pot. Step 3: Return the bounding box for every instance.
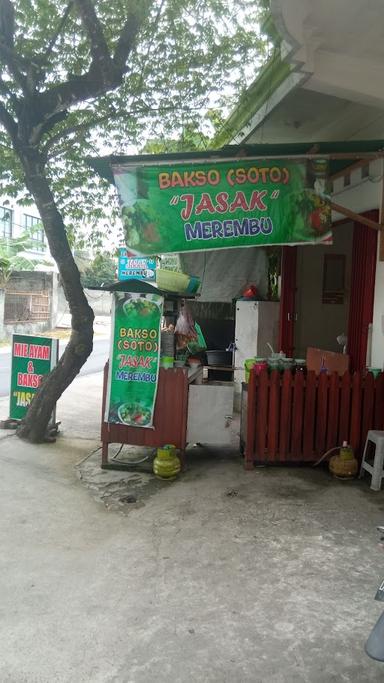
[206,350,233,366]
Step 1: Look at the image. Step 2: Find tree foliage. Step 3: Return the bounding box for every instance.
[0,235,32,286]
[0,233,49,287]
[0,0,267,441]
[0,0,267,245]
[81,251,116,287]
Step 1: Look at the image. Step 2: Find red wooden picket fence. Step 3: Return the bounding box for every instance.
[245,369,384,468]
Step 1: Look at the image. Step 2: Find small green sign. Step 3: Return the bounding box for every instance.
[112,157,331,255]
[9,334,59,420]
[105,292,163,428]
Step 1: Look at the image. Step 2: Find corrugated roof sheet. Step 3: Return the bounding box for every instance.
[88,140,384,184]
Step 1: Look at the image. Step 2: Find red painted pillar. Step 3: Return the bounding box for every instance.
[279,246,297,356]
[347,213,378,371]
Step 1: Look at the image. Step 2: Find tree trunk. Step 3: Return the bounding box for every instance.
[16,148,94,443]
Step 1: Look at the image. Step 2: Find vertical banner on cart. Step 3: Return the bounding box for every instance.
[105,292,163,427]
[9,334,59,420]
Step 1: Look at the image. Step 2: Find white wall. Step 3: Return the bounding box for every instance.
[296,164,383,362]
[1,197,35,239]
[271,0,384,109]
[294,223,353,357]
[331,167,384,369]
[331,160,382,219]
[0,196,50,259]
[371,242,384,369]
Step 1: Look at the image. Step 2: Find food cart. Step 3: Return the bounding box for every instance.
[88,146,345,470]
[99,279,235,470]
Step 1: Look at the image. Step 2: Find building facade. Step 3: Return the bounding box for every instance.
[0,197,52,264]
[215,0,384,372]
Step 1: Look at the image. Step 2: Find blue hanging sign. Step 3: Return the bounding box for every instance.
[118,248,156,281]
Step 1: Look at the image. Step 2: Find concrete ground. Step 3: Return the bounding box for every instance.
[1,374,384,681]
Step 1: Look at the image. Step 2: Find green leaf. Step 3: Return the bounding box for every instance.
[0,0,267,249]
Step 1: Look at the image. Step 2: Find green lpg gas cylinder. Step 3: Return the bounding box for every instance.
[329,442,358,478]
[153,444,181,479]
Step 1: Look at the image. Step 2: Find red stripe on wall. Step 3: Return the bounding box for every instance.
[347,213,378,371]
[279,246,297,356]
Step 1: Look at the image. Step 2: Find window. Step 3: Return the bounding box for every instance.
[0,206,13,238]
[24,214,45,252]
[322,254,346,304]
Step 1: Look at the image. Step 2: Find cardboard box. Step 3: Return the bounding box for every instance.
[306,347,350,376]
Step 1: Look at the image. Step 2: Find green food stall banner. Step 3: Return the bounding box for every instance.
[112,157,332,255]
[9,334,59,420]
[105,292,163,428]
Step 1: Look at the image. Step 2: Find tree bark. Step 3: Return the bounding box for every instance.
[0,3,152,443]
[16,148,94,442]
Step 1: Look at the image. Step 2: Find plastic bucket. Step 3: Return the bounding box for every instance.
[367,367,382,379]
[281,358,295,371]
[156,269,200,294]
[244,358,267,382]
[267,358,281,372]
[160,356,174,369]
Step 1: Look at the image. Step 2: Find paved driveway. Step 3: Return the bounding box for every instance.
[0,376,383,682]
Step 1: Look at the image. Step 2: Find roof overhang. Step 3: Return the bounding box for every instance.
[270,0,384,109]
[214,0,384,147]
[89,140,384,185]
